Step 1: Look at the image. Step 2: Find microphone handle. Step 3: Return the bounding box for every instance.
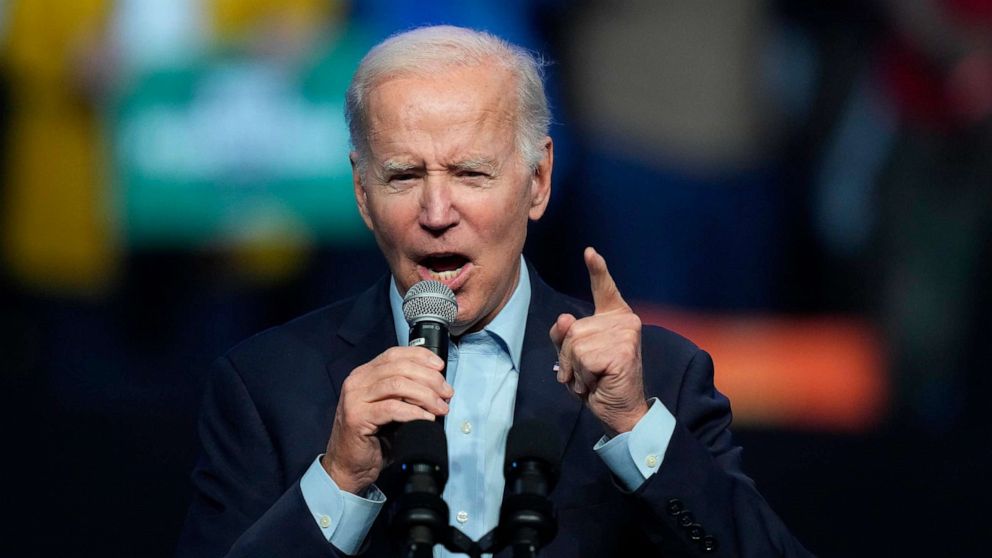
[409,320,449,368]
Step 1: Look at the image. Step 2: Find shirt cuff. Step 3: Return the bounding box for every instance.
[593,398,676,491]
[299,455,386,554]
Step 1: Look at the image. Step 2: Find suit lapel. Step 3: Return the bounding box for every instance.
[512,265,585,463]
[498,266,585,558]
[324,275,395,399]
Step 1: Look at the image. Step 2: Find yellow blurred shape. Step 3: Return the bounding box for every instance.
[1,0,118,296]
[209,0,339,43]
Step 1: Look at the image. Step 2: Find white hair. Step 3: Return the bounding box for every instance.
[345,25,551,173]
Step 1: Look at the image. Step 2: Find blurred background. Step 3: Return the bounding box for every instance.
[2,0,990,555]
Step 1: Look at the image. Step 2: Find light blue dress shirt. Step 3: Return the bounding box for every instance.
[300,257,676,555]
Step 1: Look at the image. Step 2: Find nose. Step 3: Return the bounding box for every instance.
[419,178,460,233]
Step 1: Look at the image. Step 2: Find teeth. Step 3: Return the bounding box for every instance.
[429,266,463,281]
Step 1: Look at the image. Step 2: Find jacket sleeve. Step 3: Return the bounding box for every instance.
[632,346,814,557]
[175,355,348,558]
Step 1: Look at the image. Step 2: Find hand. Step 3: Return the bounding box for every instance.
[550,247,648,436]
[323,346,453,493]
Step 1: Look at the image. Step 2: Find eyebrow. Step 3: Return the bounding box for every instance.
[380,160,420,175]
[377,158,499,177]
[449,158,498,175]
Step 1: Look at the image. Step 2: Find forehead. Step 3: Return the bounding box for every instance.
[364,64,518,156]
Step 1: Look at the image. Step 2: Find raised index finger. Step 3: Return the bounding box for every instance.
[584,247,631,314]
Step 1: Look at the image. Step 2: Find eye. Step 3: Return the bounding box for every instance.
[386,173,420,187]
[382,172,420,192]
[457,170,489,179]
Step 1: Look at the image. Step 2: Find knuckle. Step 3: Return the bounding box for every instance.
[341,405,361,427]
[627,313,642,329]
[570,318,590,337]
[342,374,359,393]
[572,341,590,361]
[384,399,407,417]
[429,373,446,391]
[413,346,435,360]
[386,376,406,394]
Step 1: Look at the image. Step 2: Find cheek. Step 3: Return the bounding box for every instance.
[475,183,529,225]
[367,200,414,247]
[485,195,531,240]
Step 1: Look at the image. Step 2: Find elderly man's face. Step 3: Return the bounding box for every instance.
[352,63,552,334]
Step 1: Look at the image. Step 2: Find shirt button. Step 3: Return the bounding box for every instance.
[319,515,332,529]
[460,421,472,434]
[645,454,659,468]
[456,510,469,523]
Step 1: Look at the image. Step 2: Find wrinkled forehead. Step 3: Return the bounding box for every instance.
[363,65,520,153]
[366,62,518,119]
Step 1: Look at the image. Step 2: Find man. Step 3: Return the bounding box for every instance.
[177,26,811,557]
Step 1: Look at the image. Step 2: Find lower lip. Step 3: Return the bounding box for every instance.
[417,262,473,291]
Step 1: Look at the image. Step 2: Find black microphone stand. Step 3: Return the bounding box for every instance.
[395,465,449,558]
[435,515,554,558]
[391,421,450,558]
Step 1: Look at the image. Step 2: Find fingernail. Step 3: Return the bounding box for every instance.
[431,355,445,367]
[437,398,449,412]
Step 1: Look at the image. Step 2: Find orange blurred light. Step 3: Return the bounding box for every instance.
[637,306,888,432]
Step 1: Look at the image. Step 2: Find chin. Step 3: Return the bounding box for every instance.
[450,306,484,335]
[450,315,474,335]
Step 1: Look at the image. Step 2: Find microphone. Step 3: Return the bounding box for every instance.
[500,420,562,558]
[390,281,457,557]
[402,279,458,363]
[392,420,450,558]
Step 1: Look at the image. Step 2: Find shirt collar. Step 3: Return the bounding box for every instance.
[389,255,531,371]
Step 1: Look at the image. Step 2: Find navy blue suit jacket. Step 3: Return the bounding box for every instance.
[177,266,811,557]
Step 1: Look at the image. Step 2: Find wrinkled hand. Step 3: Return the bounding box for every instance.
[550,247,648,436]
[323,346,453,494]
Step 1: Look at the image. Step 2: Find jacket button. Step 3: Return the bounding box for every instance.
[700,535,719,553]
[666,498,685,515]
[686,523,705,541]
[677,511,695,527]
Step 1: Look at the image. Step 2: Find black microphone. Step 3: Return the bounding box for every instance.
[390,280,458,557]
[500,420,562,558]
[402,279,458,364]
[392,420,450,558]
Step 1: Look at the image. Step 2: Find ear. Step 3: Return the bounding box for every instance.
[527,137,553,221]
[351,151,374,231]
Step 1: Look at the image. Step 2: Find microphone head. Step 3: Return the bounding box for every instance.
[392,420,449,484]
[504,419,562,484]
[402,280,458,326]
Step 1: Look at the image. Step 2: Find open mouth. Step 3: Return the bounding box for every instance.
[417,253,472,286]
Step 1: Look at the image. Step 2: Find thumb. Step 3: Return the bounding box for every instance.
[585,247,630,314]
[549,313,577,352]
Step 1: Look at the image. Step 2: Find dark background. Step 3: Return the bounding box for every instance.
[3,1,990,556]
